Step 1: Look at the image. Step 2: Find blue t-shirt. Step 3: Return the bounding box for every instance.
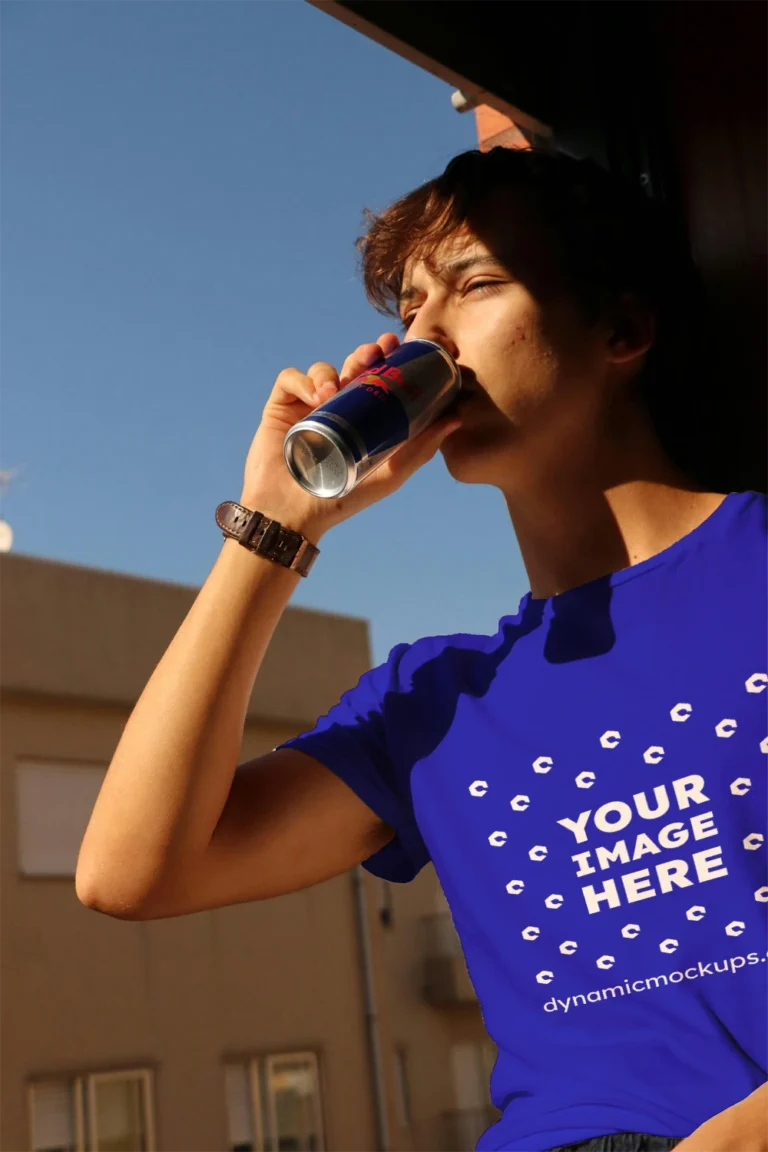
[279,491,768,1151]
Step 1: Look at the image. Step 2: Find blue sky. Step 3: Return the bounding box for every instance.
[2,0,529,668]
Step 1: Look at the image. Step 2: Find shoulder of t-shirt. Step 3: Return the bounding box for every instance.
[721,489,766,548]
[747,489,767,525]
[376,615,524,693]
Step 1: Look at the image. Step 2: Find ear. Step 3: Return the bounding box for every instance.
[605,293,655,366]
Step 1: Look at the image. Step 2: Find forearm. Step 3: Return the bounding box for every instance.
[740,1082,768,1128]
[75,333,439,917]
[76,536,305,915]
[675,1081,768,1151]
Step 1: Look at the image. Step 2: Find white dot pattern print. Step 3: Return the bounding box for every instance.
[466,669,767,985]
[280,492,768,1150]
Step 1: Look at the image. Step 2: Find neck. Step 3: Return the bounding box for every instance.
[502,402,728,601]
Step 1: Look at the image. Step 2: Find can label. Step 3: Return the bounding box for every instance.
[309,374,410,461]
[308,340,457,460]
[284,339,460,497]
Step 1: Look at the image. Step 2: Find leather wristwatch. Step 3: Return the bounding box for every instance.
[216,501,320,577]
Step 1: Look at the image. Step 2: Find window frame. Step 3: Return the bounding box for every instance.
[264,1051,324,1152]
[87,1068,155,1152]
[248,1060,265,1152]
[224,1051,325,1152]
[27,1067,155,1152]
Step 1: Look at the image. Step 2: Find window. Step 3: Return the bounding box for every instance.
[17,760,107,876]
[393,1047,411,1129]
[224,1053,324,1152]
[28,1069,155,1152]
[224,1063,261,1152]
[28,1080,79,1152]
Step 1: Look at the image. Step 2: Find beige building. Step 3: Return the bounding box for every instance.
[1,552,499,1152]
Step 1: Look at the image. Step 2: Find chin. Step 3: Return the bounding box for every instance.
[439,425,515,486]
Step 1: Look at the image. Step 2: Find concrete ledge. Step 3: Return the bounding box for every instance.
[0,553,371,726]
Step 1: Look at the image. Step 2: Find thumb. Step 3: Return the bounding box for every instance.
[389,413,463,476]
[337,411,463,517]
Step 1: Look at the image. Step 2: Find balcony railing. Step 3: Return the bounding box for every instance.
[419,912,477,1005]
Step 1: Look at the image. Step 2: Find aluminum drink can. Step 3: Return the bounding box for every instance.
[283,339,461,498]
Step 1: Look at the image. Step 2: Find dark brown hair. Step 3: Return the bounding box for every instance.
[356,147,727,490]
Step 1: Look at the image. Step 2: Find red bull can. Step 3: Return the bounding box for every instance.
[283,338,462,498]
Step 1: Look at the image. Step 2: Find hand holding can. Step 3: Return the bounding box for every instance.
[284,339,462,498]
[239,335,463,541]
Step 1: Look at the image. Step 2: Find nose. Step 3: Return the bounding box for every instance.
[404,325,459,362]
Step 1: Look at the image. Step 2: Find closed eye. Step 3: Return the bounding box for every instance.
[464,279,506,297]
[400,280,506,330]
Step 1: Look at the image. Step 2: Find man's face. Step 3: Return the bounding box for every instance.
[399,191,622,489]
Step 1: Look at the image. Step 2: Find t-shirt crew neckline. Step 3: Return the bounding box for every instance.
[525,490,737,607]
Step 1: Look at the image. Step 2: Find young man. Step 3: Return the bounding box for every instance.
[77,149,767,1152]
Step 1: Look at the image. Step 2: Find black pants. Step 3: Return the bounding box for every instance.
[544,1132,684,1152]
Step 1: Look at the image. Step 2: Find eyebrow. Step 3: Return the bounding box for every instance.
[398,255,505,308]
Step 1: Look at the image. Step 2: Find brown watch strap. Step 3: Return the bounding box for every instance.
[215,501,319,578]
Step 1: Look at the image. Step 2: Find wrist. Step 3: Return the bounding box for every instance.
[237,492,329,547]
[219,497,322,579]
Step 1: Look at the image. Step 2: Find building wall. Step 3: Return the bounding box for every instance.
[0,552,372,730]
[1,693,380,1151]
[375,877,496,1152]
[1,553,492,1152]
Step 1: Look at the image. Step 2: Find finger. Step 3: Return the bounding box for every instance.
[305,363,342,407]
[377,332,400,357]
[358,413,462,498]
[339,333,401,386]
[306,360,341,402]
[339,412,462,516]
[273,367,318,407]
[339,342,386,386]
[392,413,463,473]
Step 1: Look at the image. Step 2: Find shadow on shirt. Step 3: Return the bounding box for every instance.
[302,577,617,882]
[395,575,616,763]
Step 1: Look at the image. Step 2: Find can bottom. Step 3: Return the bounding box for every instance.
[285,428,351,498]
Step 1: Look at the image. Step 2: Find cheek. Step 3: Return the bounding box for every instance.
[494,316,560,411]
[536,299,603,375]
[456,296,562,419]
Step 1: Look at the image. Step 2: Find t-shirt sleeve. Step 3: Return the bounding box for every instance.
[275,642,430,882]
